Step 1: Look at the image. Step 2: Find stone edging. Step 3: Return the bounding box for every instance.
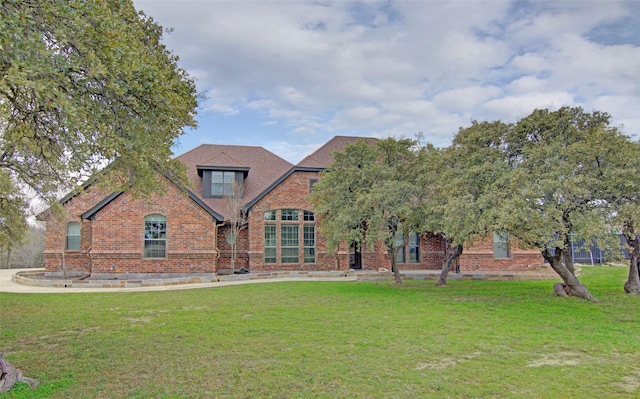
[12,268,560,289]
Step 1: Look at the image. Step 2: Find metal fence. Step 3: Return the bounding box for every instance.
[568,234,630,265]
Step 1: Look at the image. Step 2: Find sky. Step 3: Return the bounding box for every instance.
[133,0,640,164]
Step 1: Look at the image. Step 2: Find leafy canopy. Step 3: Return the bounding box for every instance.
[0,0,198,243]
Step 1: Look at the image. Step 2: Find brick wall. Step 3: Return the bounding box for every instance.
[459,236,544,271]
[43,178,219,276]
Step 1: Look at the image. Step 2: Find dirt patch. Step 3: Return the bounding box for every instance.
[618,371,640,392]
[526,351,587,367]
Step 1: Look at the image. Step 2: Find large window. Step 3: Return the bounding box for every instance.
[493,231,510,259]
[144,215,166,258]
[304,225,315,263]
[264,225,276,263]
[281,225,299,263]
[264,209,316,264]
[66,222,80,250]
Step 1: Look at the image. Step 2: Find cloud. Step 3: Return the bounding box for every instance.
[134,0,640,161]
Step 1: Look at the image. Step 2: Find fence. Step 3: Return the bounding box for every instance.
[567,234,631,265]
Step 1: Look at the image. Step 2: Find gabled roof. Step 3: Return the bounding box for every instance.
[296,136,378,168]
[177,144,293,220]
[245,136,378,211]
[79,186,224,222]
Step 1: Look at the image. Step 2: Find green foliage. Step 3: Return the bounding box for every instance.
[311,138,420,255]
[0,0,197,244]
[0,268,638,398]
[498,107,632,252]
[418,121,511,247]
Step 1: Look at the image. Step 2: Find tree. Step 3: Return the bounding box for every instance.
[224,181,248,273]
[496,107,630,302]
[0,0,197,245]
[599,139,640,294]
[311,138,420,283]
[415,121,511,285]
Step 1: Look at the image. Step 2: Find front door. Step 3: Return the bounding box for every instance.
[349,242,362,269]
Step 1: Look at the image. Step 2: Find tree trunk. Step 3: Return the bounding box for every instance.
[542,247,598,302]
[0,353,40,393]
[622,221,640,294]
[387,247,403,284]
[562,233,575,274]
[436,240,463,286]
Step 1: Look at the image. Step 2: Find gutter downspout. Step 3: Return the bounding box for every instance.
[214,220,225,273]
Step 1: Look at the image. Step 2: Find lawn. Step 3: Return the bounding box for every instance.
[1,266,639,398]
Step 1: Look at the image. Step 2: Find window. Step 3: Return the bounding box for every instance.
[409,232,420,263]
[144,215,166,258]
[264,210,276,221]
[66,222,80,250]
[264,225,276,263]
[281,209,299,221]
[309,178,318,193]
[304,225,315,263]
[395,233,405,263]
[263,209,316,265]
[281,225,299,263]
[395,232,419,263]
[303,210,315,221]
[211,171,236,196]
[493,231,510,259]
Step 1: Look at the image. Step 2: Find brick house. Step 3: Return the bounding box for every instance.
[40,136,542,277]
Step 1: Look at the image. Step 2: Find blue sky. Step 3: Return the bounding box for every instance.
[133,0,640,163]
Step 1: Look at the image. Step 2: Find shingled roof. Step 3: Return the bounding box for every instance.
[177,144,293,220]
[297,136,378,168]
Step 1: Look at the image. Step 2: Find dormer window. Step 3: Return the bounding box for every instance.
[211,171,236,196]
[198,166,249,198]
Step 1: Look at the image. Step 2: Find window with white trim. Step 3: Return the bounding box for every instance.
[144,215,166,258]
[264,224,276,263]
[66,222,80,250]
[493,231,510,259]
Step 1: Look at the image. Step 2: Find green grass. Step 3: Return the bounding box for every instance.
[1,266,639,398]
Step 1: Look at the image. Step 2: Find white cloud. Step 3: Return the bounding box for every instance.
[133,0,640,161]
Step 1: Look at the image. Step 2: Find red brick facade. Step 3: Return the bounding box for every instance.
[41,137,544,277]
[43,178,219,277]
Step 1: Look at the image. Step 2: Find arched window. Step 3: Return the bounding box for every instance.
[144,215,166,258]
[66,222,81,250]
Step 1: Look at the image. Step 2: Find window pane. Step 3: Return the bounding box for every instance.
[281,209,299,221]
[303,210,315,221]
[264,225,276,263]
[281,225,299,263]
[264,210,276,221]
[409,232,419,263]
[304,225,315,263]
[395,233,405,263]
[493,231,510,259]
[211,171,223,183]
[66,222,81,250]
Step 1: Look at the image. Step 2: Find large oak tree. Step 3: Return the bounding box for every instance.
[496,107,633,302]
[0,0,197,244]
[311,138,421,283]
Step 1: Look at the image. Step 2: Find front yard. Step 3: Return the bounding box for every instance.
[1,266,638,398]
